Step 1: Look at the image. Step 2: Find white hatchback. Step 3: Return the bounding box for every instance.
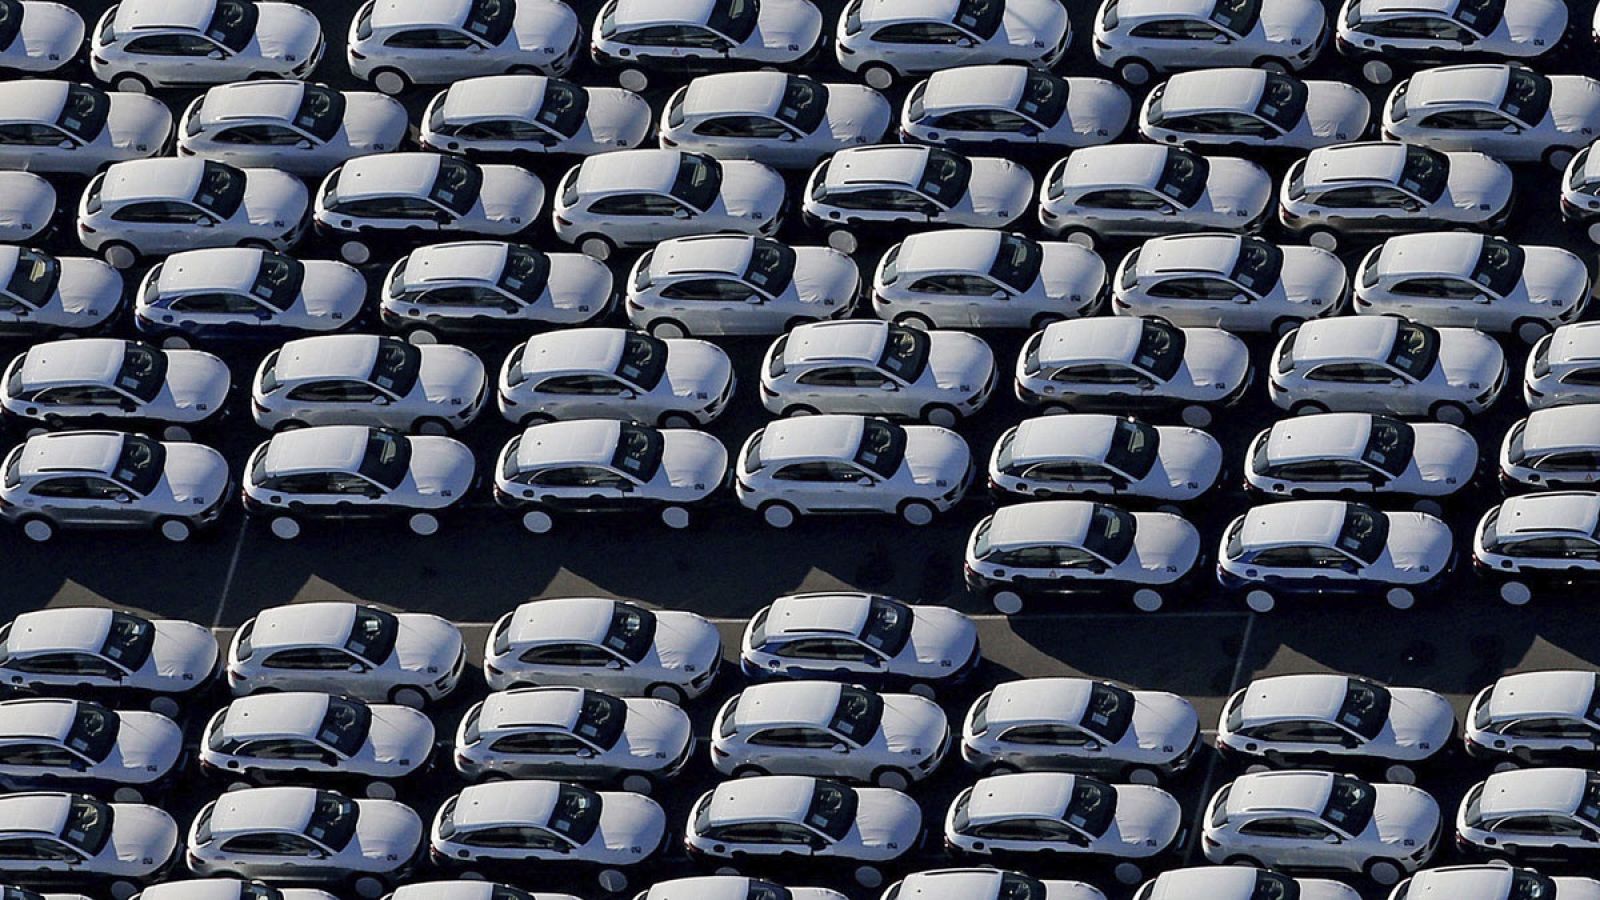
[989,414,1223,504]
[0,608,219,704]
[382,241,613,343]
[347,0,582,95]
[804,145,1034,245]
[1092,0,1328,85]
[0,248,122,341]
[1457,768,1600,861]
[421,75,652,158]
[592,0,825,71]
[90,0,323,92]
[661,72,891,169]
[1383,65,1600,168]
[0,82,170,176]
[178,81,408,176]
[873,230,1106,331]
[1474,492,1600,606]
[1335,0,1568,74]
[0,699,183,800]
[252,335,487,435]
[1141,69,1370,151]
[1525,323,1600,409]
[1464,670,1600,766]
[0,792,178,898]
[901,65,1130,151]
[1501,406,1600,491]
[835,0,1072,87]
[1244,413,1477,504]
[133,248,365,349]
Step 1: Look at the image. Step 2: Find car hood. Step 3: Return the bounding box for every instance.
[342,93,410,151]
[417,345,486,404]
[149,619,221,683]
[1504,0,1568,45]
[107,804,178,870]
[1129,691,1200,755]
[1037,242,1106,306]
[663,339,733,401]
[658,430,729,495]
[752,0,824,51]
[1378,686,1455,754]
[1379,511,1454,579]
[1129,513,1202,579]
[1519,246,1590,309]
[901,426,973,488]
[1106,786,1183,857]
[1408,423,1478,484]
[584,88,654,148]
[1176,328,1251,393]
[650,610,722,676]
[297,260,367,323]
[1298,881,1363,900]
[790,246,860,306]
[1552,879,1600,900]
[510,0,580,51]
[1436,328,1505,391]
[477,166,545,226]
[17,2,83,58]
[253,2,323,63]
[401,436,475,503]
[106,710,184,776]
[105,94,173,155]
[394,612,465,676]
[350,800,423,863]
[545,253,615,314]
[718,160,787,221]
[162,350,231,413]
[1063,78,1132,139]
[55,258,124,321]
[1151,427,1222,491]
[927,332,995,393]
[999,0,1070,44]
[0,175,53,229]
[1304,82,1371,141]
[1277,245,1347,308]
[160,441,231,505]
[1443,152,1513,215]
[821,85,893,144]
[1369,784,1441,846]
[1549,76,1600,134]
[595,793,667,856]
[903,605,978,668]
[877,694,948,756]
[618,699,694,764]
[849,789,920,856]
[1202,158,1273,219]
[367,705,436,766]
[966,158,1034,221]
[241,169,309,229]
[1259,0,1326,43]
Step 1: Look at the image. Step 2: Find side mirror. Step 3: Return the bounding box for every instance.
[295,139,313,150]
[1020,125,1040,138]
[619,388,637,400]
[113,493,132,504]
[1501,124,1519,135]
[744,295,763,304]
[1474,294,1491,304]
[878,381,897,391]
[57,140,73,150]
[1322,833,1341,844]
[830,744,849,753]
[1212,34,1229,43]
[672,208,691,219]
[855,475,872,485]
[955,37,975,48]
[372,396,391,406]
[1401,201,1422,212]
[990,290,1008,301]
[778,132,798,142]
[347,663,365,673]
[605,660,623,670]
[207,49,225,59]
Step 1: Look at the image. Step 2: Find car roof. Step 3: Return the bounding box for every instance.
[521,329,628,376]
[644,878,774,900]
[1237,500,1349,550]
[896,230,1004,277]
[614,0,718,30]
[1357,0,1458,14]
[1289,317,1399,365]
[683,71,790,118]
[0,81,71,124]
[1263,414,1377,465]
[1493,493,1600,538]
[7,608,119,657]
[859,0,961,25]
[920,66,1030,113]
[260,426,372,478]
[198,81,306,126]
[140,880,259,900]
[478,687,586,732]
[334,153,442,202]
[1037,318,1145,368]
[219,692,333,741]
[824,146,929,190]
[401,241,510,286]
[1007,416,1120,466]
[1157,69,1268,117]
[156,248,266,296]
[983,500,1098,550]
[1146,869,1260,900]
[369,0,473,31]
[576,150,683,196]
[391,885,526,900]
[1404,867,1515,900]
[208,786,319,835]
[705,776,817,826]
[983,678,1096,729]
[274,335,381,383]
[1237,675,1351,725]
[1486,671,1597,722]
[0,699,80,743]
[18,338,128,390]
[654,235,756,278]
[1519,407,1600,456]
[732,681,846,730]
[1477,768,1588,820]
[512,420,623,472]
[1137,234,1242,278]
[101,158,207,205]
[1224,771,1335,815]
[451,781,561,829]
[756,416,866,465]
[785,321,889,366]
[1302,143,1408,190]
[964,773,1075,824]
[1056,144,1169,190]
[440,76,551,124]
[0,793,72,835]
[507,597,617,647]
[1547,323,1600,365]
[247,602,359,653]
[17,431,125,479]
[1402,65,1511,111]
[763,593,875,638]
[895,869,1010,900]
[1374,232,1483,279]
[116,0,218,32]
[1116,0,1217,21]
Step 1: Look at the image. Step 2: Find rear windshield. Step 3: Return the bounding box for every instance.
[1157,149,1208,209]
[251,253,304,312]
[194,161,246,219]
[358,430,411,491]
[1081,682,1135,742]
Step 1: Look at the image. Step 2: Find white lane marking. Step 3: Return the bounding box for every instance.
[211,525,249,629]
[1184,611,1257,865]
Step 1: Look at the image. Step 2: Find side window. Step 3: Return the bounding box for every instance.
[285,381,385,403]
[534,374,628,395]
[1305,363,1396,384]
[488,732,587,755]
[416,286,508,309]
[261,648,357,670]
[1418,109,1512,131]
[385,28,476,49]
[660,279,755,302]
[124,33,218,56]
[748,727,841,749]
[1238,818,1312,839]
[1148,277,1238,301]
[616,25,691,46]
[171,292,262,314]
[0,743,79,767]
[1562,368,1600,387]
[1076,189,1172,211]
[870,23,963,44]
[588,194,667,217]
[530,466,630,489]
[794,366,888,388]
[694,116,791,139]
[1050,363,1145,385]
[9,653,118,677]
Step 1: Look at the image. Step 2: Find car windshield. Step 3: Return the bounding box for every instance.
[707,0,760,41]
[430,156,483,216]
[919,149,972,208]
[1255,73,1308,131]
[776,77,828,135]
[549,784,603,844]
[317,696,372,757]
[1064,777,1117,838]
[536,80,588,139]
[357,430,411,491]
[1360,417,1414,478]
[57,85,110,142]
[370,340,422,397]
[805,780,858,841]
[5,249,58,308]
[1512,872,1558,900]
[1135,319,1185,381]
[1452,0,1503,32]
[1105,419,1159,479]
[205,0,258,52]
[1501,68,1553,125]
[1578,774,1600,826]
[194,161,246,218]
[745,239,797,295]
[1157,149,1208,209]
[61,797,111,855]
[1472,237,1525,298]
[238,887,280,900]
[829,685,884,742]
[113,434,165,496]
[574,690,628,750]
[604,603,658,663]
[612,423,664,482]
[1018,70,1069,127]
[463,0,515,45]
[100,611,156,668]
[304,792,358,851]
[615,332,668,390]
[1081,682,1136,742]
[1336,678,1392,739]
[990,234,1043,292]
[954,0,1003,38]
[878,326,931,383]
[294,85,346,143]
[998,873,1047,900]
[117,343,168,403]
[1210,0,1261,34]
[1386,322,1439,380]
[1399,146,1448,203]
[1229,237,1284,296]
[345,606,399,664]
[1084,504,1137,564]
[855,418,908,479]
[671,154,723,212]
[0,0,20,50]
[858,597,913,656]
[497,244,551,304]
[1320,774,1377,833]
[64,703,119,762]
[251,253,305,312]
[1252,873,1300,900]
[746,883,791,900]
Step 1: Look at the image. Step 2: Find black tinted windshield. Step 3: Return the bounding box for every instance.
[1361,417,1414,478]
[345,607,398,664]
[464,0,515,45]
[194,161,246,218]
[919,149,972,208]
[777,77,828,135]
[101,611,155,668]
[999,874,1047,900]
[612,423,664,482]
[205,0,259,52]
[1511,872,1557,900]
[5,249,58,308]
[707,0,759,41]
[1081,682,1135,742]
[537,80,587,139]
[294,85,345,143]
[1065,777,1117,838]
[64,703,118,762]
[305,792,358,851]
[991,234,1042,292]
[1336,506,1389,567]
[1579,774,1600,825]
[855,418,908,479]
[61,797,111,855]
[57,85,111,142]
[1386,322,1439,380]
[430,156,483,216]
[357,431,411,491]
[1230,237,1283,296]
[616,332,668,390]
[604,602,658,663]
[251,253,304,312]
[745,239,797,295]
[859,597,912,657]
[0,0,20,50]
[954,0,1003,38]
[550,784,603,844]
[1105,419,1159,479]
[878,326,930,383]
[1453,0,1503,33]
[499,244,551,303]
[1019,70,1069,127]
[1337,678,1392,739]
[318,696,372,757]
[575,690,627,750]
[830,685,884,743]
[1321,774,1377,834]
[117,343,168,403]
[1211,0,1262,34]
[1472,237,1525,297]
[1136,320,1185,381]
[1501,68,1553,126]
[1157,149,1208,209]
[1252,873,1300,900]
[370,339,422,397]
[1256,73,1308,131]
[672,154,723,212]
[1084,504,1136,563]
[1399,146,1448,202]
[805,780,858,841]
[113,434,165,497]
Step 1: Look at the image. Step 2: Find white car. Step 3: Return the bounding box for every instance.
[552,150,785,260]
[1526,323,1600,409]
[0,608,219,704]
[228,602,464,708]
[1091,0,1328,85]
[961,677,1201,782]
[1457,768,1600,861]
[889,870,1104,900]
[498,328,734,428]
[1217,674,1455,782]
[199,693,434,793]
[593,0,825,71]
[133,248,365,348]
[0,792,179,897]
[1354,233,1588,344]
[1038,145,1272,247]
[989,415,1223,504]
[660,72,891,169]
[392,881,577,900]
[627,235,858,338]
[0,431,231,543]
[640,877,847,900]
[0,1,82,74]
[314,153,544,264]
[0,248,120,341]
[901,65,1130,151]
[803,146,1033,245]
[0,699,182,799]
[1465,671,1600,766]
[430,781,664,890]
[945,774,1183,883]
[1501,406,1600,491]
[1336,0,1568,77]
[178,81,408,176]
[1140,69,1370,151]
[734,415,974,528]
[0,82,170,175]
[1139,870,1359,900]
[1279,142,1513,251]
[1383,65,1600,167]
[347,0,582,95]
[739,592,981,692]
[835,0,1071,88]
[711,682,949,788]
[421,75,651,158]
[454,686,694,793]
[187,787,422,895]
[684,776,920,888]
[1015,317,1252,428]
[1201,771,1440,883]
[1474,492,1600,606]
[1390,867,1596,900]
[241,427,475,540]
[252,335,487,435]
[492,419,728,533]
[136,880,338,900]
[1244,414,1477,503]
[872,230,1105,331]
[965,500,1203,614]
[0,338,230,441]
[382,241,612,343]
[1559,141,1600,242]
[1112,233,1346,334]
[78,159,308,269]
[1219,501,1454,611]
[0,172,53,243]
[90,0,323,92]
[760,321,996,426]
[1268,316,1506,423]
[483,597,722,703]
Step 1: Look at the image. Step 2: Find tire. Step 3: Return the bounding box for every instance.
[111,73,151,94]
[389,686,427,709]
[990,589,1024,615]
[660,505,691,529]
[1030,312,1065,331]
[1245,589,1276,613]
[351,876,386,900]
[371,68,411,96]
[413,416,452,436]
[101,241,138,270]
[578,234,615,261]
[760,501,798,528]
[1224,855,1263,868]
[1385,587,1415,610]
[1253,56,1291,74]
[732,764,768,779]
[1058,227,1097,250]
[895,312,936,331]
[403,325,439,346]
[1131,589,1163,612]
[156,517,193,543]
[1124,765,1162,785]
[1116,58,1153,86]
[521,509,555,534]
[658,411,697,429]
[161,424,192,442]
[871,766,912,790]
[1545,145,1577,171]
[1365,859,1404,886]
[921,403,960,428]
[862,64,896,90]
[160,334,192,350]
[645,682,687,705]
[782,404,820,418]
[647,318,689,339]
[340,240,371,265]
[269,515,302,540]
[898,499,936,527]
[407,512,440,536]
[1289,400,1329,417]
[621,773,654,794]
[1499,580,1533,606]
[519,411,556,427]
[1304,227,1339,252]
[1430,400,1469,425]
[1514,317,1553,345]
[18,516,54,543]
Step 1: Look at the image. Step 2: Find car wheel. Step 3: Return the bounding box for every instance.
[1112,863,1144,886]
[1224,855,1263,868]
[407,512,440,536]
[1245,589,1275,613]
[519,411,556,427]
[403,325,438,346]
[1058,227,1096,250]
[827,228,858,254]
[871,767,912,790]
[111,72,152,94]
[102,241,139,270]
[161,424,192,442]
[618,68,650,92]
[18,516,54,543]
[275,419,309,432]
[109,786,143,803]
[1361,59,1395,85]
[1131,589,1164,612]
[578,234,615,261]
[1545,145,1577,171]
[984,761,1020,775]
[658,411,697,429]
[621,773,654,794]
[1116,58,1153,86]
[160,334,192,350]
[1499,580,1533,606]
[782,404,819,417]
[1514,317,1553,346]
[156,517,194,543]
[1365,859,1404,885]
[855,866,884,889]
[149,696,181,718]
[1384,587,1415,610]
[760,501,798,528]
[364,781,397,800]
[351,877,386,900]
[1253,56,1291,74]
[659,505,691,529]
[897,499,937,527]
[269,515,302,540]
[389,685,428,709]
[1289,400,1329,417]
[1040,401,1072,415]
[1412,498,1443,517]
[109,881,138,900]
[732,764,769,779]
[645,682,687,705]
[1383,763,1416,784]
[1124,765,1161,785]
[520,510,555,534]
[1430,400,1469,425]
[339,240,371,265]
[647,318,689,339]
[413,417,452,436]
[371,68,411,96]
[861,64,895,90]
[1030,312,1066,331]
[990,589,1024,615]
[921,403,960,428]
[1271,317,1300,338]
[895,312,935,331]
[1179,404,1212,428]
[1304,227,1339,252]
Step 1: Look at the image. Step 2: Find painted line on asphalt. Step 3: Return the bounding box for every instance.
[209,609,1253,629]
[1184,611,1257,866]
[211,525,249,629]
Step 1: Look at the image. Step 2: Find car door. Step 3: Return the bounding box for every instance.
[867,22,965,74]
[659,278,761,334]
[382,28,482,81]
[1234,817,1319,865]
[1489,814,1591,858]
[487,731,590,778]
[121,32,218,85]
[997,723,1106,770]
[165,291,265,338]
[26,476,138,527]
[0,837,78,876]
[532,373,639,419]
[745,726,843,775]
[528,466,635,512]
